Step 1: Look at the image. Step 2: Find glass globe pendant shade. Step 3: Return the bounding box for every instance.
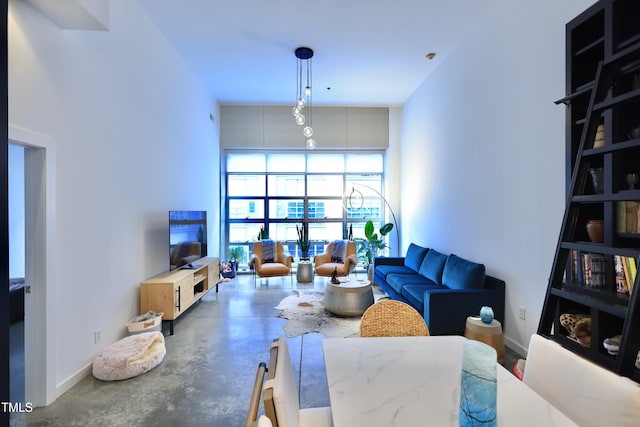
[306,138,316,149]
[292,106,301,116]
[303,126,313,137]
[297,98,305,108]
[295,114,306,126]
[305,86,311,97]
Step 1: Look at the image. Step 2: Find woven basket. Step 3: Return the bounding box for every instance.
[359,300,429,337]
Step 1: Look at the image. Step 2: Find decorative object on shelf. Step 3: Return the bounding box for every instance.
[626,173,638,190]
[593,124,605,148]
[603,335,622,355]
[296,221,310,260]
[585,219,604,243]
[459,340,497,427]
[588,167,604,193]
[559,313,591,347]
[479,306,494,324]
[292,47,316,149]
[628,125,640,140]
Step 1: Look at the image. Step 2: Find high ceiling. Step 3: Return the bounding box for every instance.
[137,0,494,107]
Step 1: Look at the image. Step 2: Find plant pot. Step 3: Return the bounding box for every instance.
[586,220,604,243]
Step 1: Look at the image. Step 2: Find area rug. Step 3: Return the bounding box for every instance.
[274,288,388,338]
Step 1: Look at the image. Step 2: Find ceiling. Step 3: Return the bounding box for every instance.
[136,0,493,107]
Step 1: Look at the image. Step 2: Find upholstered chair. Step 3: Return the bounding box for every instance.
[263,337,333,427]
[314,240,357,277]
[249,241,293,284]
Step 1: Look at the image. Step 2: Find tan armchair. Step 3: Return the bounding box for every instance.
[249,241,293,284]
[314,240,358,277]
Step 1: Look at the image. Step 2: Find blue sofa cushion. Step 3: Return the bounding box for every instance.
[385,273,431,295]
[404,243,428,272]
[442,255,486,290]
[401,283,440,313]
[375,264,416,281]
[418,249,448,285]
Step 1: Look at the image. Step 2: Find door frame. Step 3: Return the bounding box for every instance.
[9,126,57,406]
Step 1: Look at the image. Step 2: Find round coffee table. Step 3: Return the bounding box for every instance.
[324,279,374,317]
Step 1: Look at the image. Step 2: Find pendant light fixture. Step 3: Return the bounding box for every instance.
[293,47,316,149]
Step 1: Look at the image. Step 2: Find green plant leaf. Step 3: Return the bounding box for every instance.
[364,220,374,239]
[380,223,394,236]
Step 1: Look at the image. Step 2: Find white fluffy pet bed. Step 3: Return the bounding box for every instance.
[93,331,166,381]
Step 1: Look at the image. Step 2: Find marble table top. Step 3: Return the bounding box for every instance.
[322,336,578,427]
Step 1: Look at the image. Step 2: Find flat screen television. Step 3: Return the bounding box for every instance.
[169,210,207,271]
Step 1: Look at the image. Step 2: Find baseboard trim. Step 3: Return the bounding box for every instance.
[504,335,528,358]
[56,363,92,400]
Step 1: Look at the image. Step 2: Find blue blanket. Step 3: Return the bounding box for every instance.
[262,239,276,263]
[331,240,347,263]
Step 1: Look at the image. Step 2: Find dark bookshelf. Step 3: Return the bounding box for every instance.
[539,0,640,381]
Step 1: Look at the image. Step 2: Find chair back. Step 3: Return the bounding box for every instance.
[523,334,640,427]
[245,362,268,427]
[263,337,300,427]
[359,300,430,337]
[252,241,285,263]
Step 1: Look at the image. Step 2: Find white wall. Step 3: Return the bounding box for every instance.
[9,0,220,398]
[399,0,595,353]
[220,105,389,149]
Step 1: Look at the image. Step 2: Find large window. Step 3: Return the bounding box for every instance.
[225,152,386,266]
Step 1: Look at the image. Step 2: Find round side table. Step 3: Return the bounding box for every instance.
[296,261,313,283]
[464,316,505,364]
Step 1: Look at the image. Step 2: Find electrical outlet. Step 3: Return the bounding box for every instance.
[518,306,526,320]
[94,329,101,344]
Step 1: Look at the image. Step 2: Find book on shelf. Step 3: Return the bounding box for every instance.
[616,201,640,234]
[570,251,605,288]
[614,254,637,295]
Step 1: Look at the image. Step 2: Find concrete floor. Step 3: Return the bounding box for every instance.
[10,272,520,427]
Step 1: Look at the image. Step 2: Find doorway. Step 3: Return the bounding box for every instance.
[8,143,25,407]
[9,126,56,408]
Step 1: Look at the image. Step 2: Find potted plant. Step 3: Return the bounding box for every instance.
[355,220,393,280]
[296,222,310,260]
[228,246,244,273]
[257,225,269,240]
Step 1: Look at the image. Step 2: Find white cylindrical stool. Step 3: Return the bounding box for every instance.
[464,316,505,364]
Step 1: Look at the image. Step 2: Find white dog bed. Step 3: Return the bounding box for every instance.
[93,331,166,381]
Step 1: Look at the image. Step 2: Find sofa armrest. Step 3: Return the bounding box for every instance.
[423,285,505,336]
[373,257,404,267]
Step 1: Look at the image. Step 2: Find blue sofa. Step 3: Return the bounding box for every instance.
[373,243,505,336]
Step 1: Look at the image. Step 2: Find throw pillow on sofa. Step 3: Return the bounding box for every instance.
[442,254,485,290]
[418,249,448,285]
[404,243,428,272]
